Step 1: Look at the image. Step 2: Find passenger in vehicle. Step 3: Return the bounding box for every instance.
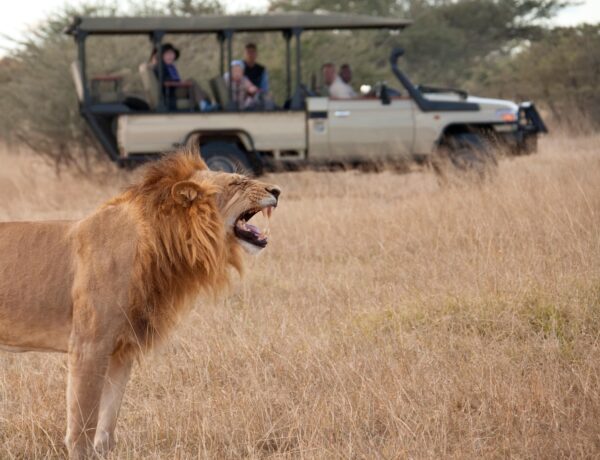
[243,43,270,93]
[224,60,259,110]
[339,64,353,85]
[150,43,211,111]
[322,63,357,99]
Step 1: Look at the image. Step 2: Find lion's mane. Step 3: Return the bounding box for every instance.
[107,153,243,354]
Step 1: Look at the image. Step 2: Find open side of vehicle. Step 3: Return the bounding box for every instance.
[65,13,547,175]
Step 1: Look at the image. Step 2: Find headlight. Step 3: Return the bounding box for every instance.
[496,108,517,122]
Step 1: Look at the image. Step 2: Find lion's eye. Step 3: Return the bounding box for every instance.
[230,179,249,189]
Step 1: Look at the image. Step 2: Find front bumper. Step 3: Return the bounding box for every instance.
[515,102,548,154]
[519,102,548,135]
[493,102,548,155]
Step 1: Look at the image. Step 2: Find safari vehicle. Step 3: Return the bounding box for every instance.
[65,13,547,174]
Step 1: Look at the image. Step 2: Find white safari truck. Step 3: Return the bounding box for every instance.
[65,13,547,174]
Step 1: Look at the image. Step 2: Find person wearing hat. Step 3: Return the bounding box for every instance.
[150,43,210,111]
[150,43,181,81]
[150,43,182,109]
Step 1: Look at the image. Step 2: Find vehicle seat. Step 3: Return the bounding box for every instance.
[138,62,193,111]
[210,76,231,109]
[90,81,122,104]
[138,62,160,109]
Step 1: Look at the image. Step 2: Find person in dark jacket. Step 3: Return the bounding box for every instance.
[243,43,269,93]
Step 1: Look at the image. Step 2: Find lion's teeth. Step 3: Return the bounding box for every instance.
[267,206,272,218]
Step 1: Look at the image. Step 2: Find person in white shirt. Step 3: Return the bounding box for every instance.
[322,62,357,99]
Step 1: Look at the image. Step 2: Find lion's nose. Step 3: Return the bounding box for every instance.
[267,186,281,201]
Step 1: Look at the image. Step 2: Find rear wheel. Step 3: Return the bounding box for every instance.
[199,141,253,175]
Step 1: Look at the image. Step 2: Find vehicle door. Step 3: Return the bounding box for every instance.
[326,96,415,161]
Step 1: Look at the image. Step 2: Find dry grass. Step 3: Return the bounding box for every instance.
[1,135,599,458]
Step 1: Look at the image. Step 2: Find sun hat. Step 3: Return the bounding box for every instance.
[151,42,181,61]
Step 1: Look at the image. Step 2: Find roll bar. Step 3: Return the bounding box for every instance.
[389,48,479,112]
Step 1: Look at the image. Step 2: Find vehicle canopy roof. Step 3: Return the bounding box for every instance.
[65,12,412,36]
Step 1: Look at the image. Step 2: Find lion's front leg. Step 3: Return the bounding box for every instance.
[94,354,133,454]
[66,343,112,460]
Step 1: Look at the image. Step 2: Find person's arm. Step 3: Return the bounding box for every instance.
[346,84,357,98]
[260,70,270,93]
[328,80,346,99]
[244,77,259,96]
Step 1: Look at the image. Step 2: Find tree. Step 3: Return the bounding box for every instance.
[0,0,224,168]
[1,0,593,168]
[267,0,570,88]
[472,24,600,130]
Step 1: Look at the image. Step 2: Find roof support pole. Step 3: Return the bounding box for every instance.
[217,32,225,76]
[151,30,166,112]
[223,29,234,111]
[76,31,90,107]
[283,30,292,102]
[292,28,302,92]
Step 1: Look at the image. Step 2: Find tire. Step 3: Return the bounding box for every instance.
[199,141,253,175]
[434,132,497,181]
[521,134,538,155]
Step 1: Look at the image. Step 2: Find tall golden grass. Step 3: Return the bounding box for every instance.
[0,135,599,458]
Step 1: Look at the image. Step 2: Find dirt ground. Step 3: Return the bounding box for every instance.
[0,134,599,458]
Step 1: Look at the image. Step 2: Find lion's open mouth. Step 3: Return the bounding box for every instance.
[234,206,274,248]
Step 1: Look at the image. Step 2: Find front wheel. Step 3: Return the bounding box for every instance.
[433,132,497,181]
[199,141,253,175]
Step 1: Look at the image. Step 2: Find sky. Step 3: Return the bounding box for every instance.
[1,0,599,56]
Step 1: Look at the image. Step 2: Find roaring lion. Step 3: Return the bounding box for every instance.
[0,145,281,459]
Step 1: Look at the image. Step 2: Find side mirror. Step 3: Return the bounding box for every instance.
[380,83,391,105]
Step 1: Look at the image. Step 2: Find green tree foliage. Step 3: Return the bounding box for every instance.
[0,1,223,167]
[472,25,600,130]
[0,0,596,167]
[0,4,113,167]
[398,0,568,85]
[269,0,568,86]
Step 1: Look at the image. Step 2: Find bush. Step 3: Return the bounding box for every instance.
[471,24,600,132]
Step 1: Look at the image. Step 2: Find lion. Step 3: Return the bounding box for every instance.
[0,144,281,459]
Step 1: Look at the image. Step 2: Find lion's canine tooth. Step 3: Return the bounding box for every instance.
[267,206,272,218]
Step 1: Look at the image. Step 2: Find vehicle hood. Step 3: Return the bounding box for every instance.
[424,93,519,112]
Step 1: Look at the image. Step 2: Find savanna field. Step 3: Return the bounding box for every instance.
[0,134,599,458]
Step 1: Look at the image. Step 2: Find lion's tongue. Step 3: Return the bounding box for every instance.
[245,223,261,237]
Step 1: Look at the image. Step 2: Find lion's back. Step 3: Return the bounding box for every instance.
[0,220,76,352]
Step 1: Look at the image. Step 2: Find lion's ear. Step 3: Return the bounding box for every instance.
[184,134,208,170]
[171,181,202,207]
[185,134,202,157]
